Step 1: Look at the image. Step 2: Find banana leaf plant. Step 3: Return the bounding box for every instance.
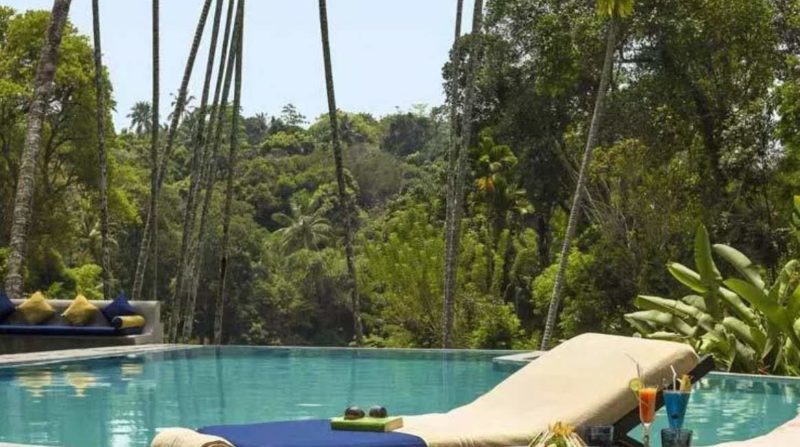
[625,224,800,375]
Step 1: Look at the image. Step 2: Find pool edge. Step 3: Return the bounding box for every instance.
[0,344,198,369]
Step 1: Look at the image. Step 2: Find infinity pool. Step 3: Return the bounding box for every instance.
[0,347,798,447]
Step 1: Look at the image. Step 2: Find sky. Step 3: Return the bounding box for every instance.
[4,0,475,130]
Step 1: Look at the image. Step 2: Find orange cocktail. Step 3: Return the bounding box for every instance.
[638,387,658,423]
[638,386,658,446]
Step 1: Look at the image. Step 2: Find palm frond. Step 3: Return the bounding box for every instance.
[596,0,634,18]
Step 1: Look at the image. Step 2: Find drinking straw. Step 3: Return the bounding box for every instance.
[670,365,678,390]
[625,353,642,381]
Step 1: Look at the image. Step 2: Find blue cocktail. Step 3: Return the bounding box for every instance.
[664,390,691,429]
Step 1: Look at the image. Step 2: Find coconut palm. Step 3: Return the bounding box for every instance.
[4,0,72,300]
[129,0,160,302]
[127,102,152,136]
[214,0,245,345]
[540,0,634,350]
[443,1,464,335]
[132,0,214,301]
[442,0,485,348]
[179,0,237,343]
[170,0,225,342]
[91,0,112,300]
[318,0,363,343]
[272,205,333,254]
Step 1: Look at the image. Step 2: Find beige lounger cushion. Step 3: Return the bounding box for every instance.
[151,427,233,447]
[710,414,800,446]
[399,333,699,447]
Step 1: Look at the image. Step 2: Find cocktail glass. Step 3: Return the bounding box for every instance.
[661,428,693,447]
[663,390,691,429]
[638,386,658,447]
[579,425,614,447]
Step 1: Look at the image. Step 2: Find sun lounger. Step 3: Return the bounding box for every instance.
[152,333,711,447]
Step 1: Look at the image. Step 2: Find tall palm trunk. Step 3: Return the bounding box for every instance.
[442,0,484,348]
[442,0,465,349]
[540,18,618,351]
[318,0,363,344]
[132,0,160,302]
[91,0,112,300]
[182,0,238,343]
[213,0,244,345]
[132,0,213,301]
[4,0,72,300]
[169,0,225,341]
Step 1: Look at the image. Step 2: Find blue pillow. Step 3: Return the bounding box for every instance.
[0,291,13,323]
[101,293,138,322]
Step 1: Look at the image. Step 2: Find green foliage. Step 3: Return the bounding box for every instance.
[468,298,524,349]
[380,108,433,157]
[3,1,800,354]
[626,225,800,375]
[596,0,634,18]
[66,264,103,300]
[532,245,630,341]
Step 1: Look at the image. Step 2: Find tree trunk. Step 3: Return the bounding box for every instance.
[213,0,244,346]
[170,0,225,341]
[540,18,618,351]
[442,0,464,349]
[132,0,160,302]
[442,0,484,348]
[4,0,72,300]
[182,0,238,343]
[318,0,363,344]
[132,0,213,301]
[91,0,112,300]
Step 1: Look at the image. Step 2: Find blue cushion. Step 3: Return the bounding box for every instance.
[0,291,13,323]
[199,419,426,447]
[101,293,138,322]
[0,325,142,336]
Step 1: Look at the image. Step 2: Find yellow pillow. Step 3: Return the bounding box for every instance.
[112,315,145,329]
[61,294,98,326]
[17,291,55,324]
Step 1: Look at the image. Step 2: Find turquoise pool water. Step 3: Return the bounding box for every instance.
[0,347,516,446]
[0,348,798,447]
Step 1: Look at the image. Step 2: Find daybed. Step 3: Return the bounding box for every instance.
[0,298,163,354]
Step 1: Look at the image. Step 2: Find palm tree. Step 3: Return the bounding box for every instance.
[4,0,72,300]
[130,0,160,303]
[214,0,245,345]
[442,0,485,348]
[473,134,529,238]
[170,0,225,342]
[179,0,237,343]
[318,0,363,344]
[441,0,464,349]
[91,0,112,300]
[272,205,333,254]
[148,0,161,304]
[540,0,634,350]
[132,0,214,301]
[127,102,152,136]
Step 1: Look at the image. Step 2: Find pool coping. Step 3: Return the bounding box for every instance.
[0,344,198,368]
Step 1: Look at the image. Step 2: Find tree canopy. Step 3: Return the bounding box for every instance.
[1,1,800,358]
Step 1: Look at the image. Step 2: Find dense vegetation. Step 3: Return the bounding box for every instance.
[1,0,800,356]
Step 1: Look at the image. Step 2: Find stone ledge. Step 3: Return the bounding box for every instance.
[0,343,197,367]
[493,351,542,366]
